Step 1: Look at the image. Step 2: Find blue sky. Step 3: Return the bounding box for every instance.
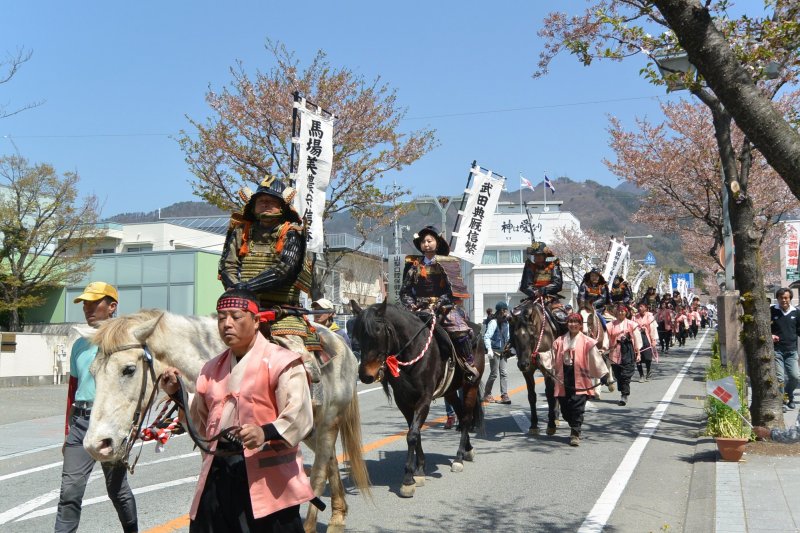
[0,0,691,217]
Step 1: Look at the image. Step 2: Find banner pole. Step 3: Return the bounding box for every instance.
[543,172,547,211]
[519,173,523,214]
[449,161,476,250]
[289,91,302,179]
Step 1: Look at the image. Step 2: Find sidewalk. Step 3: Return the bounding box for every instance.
[712,397,800,532]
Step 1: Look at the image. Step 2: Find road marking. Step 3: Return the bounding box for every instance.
[577,330,709,533]
[0,452,198,525]
[0,461,62,482]
[357,385,384,395]
[15,476,199,522]
[0,443,62,461]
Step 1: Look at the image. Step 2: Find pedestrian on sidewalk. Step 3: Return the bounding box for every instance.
[483,301,511,404]
[56,282,138,533]
[770,287,800,411]
[606,303,641,406]
[551,313,611,446]
[634,301,659,382]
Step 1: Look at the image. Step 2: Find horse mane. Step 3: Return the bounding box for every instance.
[92,309,164,360]
[353,303,410,400]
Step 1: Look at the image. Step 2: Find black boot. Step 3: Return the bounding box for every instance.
[453,334,480,382]
[569,428,580,447]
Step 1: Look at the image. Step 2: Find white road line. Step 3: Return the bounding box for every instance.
[0,443,62,461]
[510,410,531,433]
[357,385,384,396]
[0,451,198,525]
[577,330,709,533]
[15,476,199,522]
[0,461,62,482]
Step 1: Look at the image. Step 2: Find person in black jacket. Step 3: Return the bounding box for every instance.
[770,287,800,411]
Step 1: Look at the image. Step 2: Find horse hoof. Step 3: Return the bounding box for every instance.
[399,483,416,498]
[464,449,475,461]
[414,475,426,486]
[451,461,464,473]
[529,427,540,436]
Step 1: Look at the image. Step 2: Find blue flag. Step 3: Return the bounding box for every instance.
[544,175,556,195]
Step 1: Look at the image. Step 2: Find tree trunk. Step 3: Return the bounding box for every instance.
[709,106,784,427]
[653,0,800,202]
[9,307,20,332]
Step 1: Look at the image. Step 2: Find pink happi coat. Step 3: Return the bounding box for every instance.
[551,332,607,397]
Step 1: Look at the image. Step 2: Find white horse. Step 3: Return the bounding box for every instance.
[80,310,370,533]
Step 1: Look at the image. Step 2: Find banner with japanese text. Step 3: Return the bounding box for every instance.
[451,165,505,264]
[631,268,649,295]
[784,221,800,284]
[293,99,334,253]
[602,238,629,283]
[656,271,666,295]
[386,254,404,304]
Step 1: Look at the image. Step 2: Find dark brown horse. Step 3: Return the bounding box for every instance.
[508,296,561,435]
[350,300,485,498]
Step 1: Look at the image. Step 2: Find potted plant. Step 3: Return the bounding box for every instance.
[704,336,753,461]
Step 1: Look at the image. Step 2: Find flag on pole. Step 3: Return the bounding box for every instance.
[520,175,534,191]
[544,174,556,195]
[706,376,741,412]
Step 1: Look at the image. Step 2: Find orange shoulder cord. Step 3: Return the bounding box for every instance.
[237,221,252,257]
[275,222,294,254]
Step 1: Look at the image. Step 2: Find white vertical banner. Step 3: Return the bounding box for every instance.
[451,164,505,264]
[293,99,334,253]
[387,254,404,304]
[602,238,629,283]
[622,251,630,280]
[677,277,688,300]
[631,268,649,295]
[656,271,665,295]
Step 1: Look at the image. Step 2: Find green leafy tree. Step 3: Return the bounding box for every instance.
[178,41,436,298]
[0,156,102,331]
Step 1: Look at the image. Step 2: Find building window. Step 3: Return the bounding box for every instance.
[482,249,524,265]
[93,248,116,254]
[126,245,153,253]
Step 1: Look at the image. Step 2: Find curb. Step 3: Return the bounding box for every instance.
[684,436,717,532]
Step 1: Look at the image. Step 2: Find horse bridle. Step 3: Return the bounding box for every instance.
[371,312,435,381]
[101,342,159,474]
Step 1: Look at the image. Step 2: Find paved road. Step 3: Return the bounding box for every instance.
[0,330,713,532]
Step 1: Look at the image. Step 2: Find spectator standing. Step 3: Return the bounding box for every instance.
[311,298,351,348]
[56,282,138,533]
[483,301,511,405]
[770,287,800,411]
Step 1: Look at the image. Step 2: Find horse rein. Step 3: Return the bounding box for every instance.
[101,342,159,474]
[374,311,437,380]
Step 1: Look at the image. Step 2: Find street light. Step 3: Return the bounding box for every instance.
[623,234,653,241]
[415,195,458,240]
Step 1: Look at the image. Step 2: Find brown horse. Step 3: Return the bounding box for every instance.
[508,297,560,435]
[351,300,484,498]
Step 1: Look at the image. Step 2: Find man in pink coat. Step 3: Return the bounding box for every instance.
[551,313,611,446]
[161,289,315,532]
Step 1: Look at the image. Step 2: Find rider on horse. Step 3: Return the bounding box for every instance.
[399,226,480,381]
[642,286,660,313]
[519,241,567,328]
[217,175,323,401]
[609,275,634,317]
[578,267,610,329]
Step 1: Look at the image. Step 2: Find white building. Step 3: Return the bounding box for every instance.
[92,220,225,254]
[463,200,581,320]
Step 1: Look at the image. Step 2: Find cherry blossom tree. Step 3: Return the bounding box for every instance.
[178,41,436,298]
[537,0,800,425]
[550,224,607,291]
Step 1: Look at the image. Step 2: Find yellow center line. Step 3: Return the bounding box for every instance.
[143,378,541,533]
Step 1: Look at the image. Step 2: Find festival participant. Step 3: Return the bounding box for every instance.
[218,175,324,403]
[609,275,634,316]
[483,301,511,404]
[655,301,674,354]
[634,301,659,382]
[674,306,690,347]
[311,298,351,348]
[400,226,479,381]
[688,303,701,339]
[551,312,611,446]
[642,286,660,313]
[56,282,138,533]
[578,268,610,329]
[519,241,564,301]
[160,289,315,533]
[699,306,709,329]
[606,302,641,406]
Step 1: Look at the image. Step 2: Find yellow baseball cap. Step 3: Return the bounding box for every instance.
[73,282,119,303]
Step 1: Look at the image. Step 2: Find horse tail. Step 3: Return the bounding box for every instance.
[340,388,372,498]
[471,382,486,435]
